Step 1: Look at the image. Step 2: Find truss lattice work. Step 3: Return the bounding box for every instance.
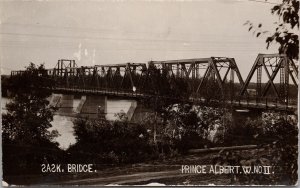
[239,54,298,102]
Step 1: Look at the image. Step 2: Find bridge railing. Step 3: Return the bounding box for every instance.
[232,96,297,109]
[51,84,297,107]
[52,85,152,98]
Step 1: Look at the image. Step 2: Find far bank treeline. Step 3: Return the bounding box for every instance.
[1,63,298,185]
[1,75,10,97]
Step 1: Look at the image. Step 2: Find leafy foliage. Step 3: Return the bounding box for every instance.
[158,104,232,153]
[3,63,57,144]
[214,112,298,185]
[2,63,61,176]
[159,104,204,153]
[1,75,10,97]
[68,117,154,164]
[245,0,299,59]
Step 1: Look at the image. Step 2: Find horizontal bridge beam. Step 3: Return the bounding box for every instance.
[95,63,145,67]
[149,58,212,64]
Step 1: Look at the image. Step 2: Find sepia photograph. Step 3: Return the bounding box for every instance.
[0,0,299,186]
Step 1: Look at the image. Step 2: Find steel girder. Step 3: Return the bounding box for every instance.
[239,54,298,102]
[10,57,245,100]
[62,63,149,93]
[11,54,297,104]
[149,57,245,99]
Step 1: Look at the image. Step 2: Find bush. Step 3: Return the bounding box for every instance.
[158,104,221,154]
[213,112,298,185]
[68,117,156,164]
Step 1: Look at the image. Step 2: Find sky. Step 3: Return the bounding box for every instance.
[0,0,284,81]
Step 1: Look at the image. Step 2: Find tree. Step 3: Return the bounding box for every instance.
[68,116,153,164]
[244,1,299,184]
[1,75,10,97]
[215,112,298,185]
[3,63,58,144]
[159,104,217,153]
[2,63,61,177]
[245,0,299,59]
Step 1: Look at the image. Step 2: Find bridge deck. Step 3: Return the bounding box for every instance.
[53,87,297,112]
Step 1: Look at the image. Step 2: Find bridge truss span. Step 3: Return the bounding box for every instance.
[9,53,298,111]
[148,57,245,100]
[239,53,298,106]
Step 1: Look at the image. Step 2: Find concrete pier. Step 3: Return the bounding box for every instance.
[57,95,74,115]
[126,101,137,121]
[131,102,154,123]
[48,94,62,107]
[48,93,150,121]
[75,96,86,114]
[80,96,107,118]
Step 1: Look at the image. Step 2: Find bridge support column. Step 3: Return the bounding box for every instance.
[80,96,107,118]
[57,94,74,115]
[48,93,62,107]
[75,96,86,114]
[130,102,154,123]
[126,101,137,121]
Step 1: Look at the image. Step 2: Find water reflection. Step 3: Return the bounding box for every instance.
[106,100,132,120]
[2,97,134,150]
[49,115,77,150]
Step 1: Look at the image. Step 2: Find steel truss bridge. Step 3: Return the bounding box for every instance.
[11,53,298,112]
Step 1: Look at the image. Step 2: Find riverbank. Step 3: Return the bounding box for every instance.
[3,146,273,186]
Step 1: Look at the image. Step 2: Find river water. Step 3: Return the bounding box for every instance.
[1,97,133,150]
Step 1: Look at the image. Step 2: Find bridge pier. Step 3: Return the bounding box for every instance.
[57,94,74,115]
[131,102,154,123]
[48,94,62,107]
[75,96,86,114]
[126,101,137,121]
[80,95,107,118]
[49,93,141,120]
